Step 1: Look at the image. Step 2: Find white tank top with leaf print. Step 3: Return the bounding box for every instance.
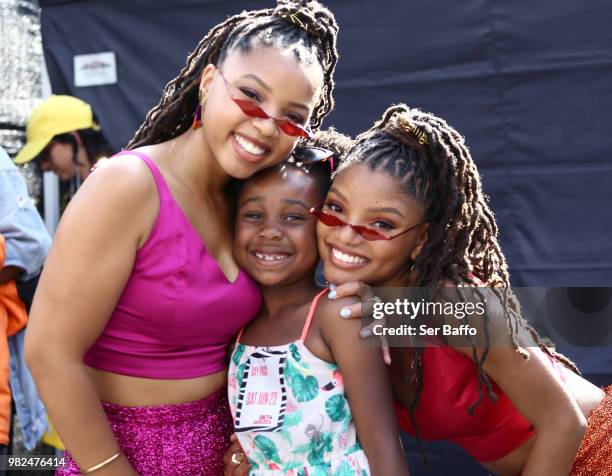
[228,289,371,476]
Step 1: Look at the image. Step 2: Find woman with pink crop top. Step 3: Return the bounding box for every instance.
[24,2,341,475]
[225,104,611,476]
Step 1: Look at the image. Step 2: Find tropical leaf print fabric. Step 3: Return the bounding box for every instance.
[228,340,371,476]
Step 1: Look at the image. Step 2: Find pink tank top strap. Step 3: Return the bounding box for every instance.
[114,150,172,200]
[299,288,330,342]
[236,327,245,343]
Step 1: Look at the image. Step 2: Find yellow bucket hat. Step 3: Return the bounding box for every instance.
[15,95,100,165]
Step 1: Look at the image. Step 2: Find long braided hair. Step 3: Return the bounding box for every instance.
[337,103,579,457]
[127,0,338,149]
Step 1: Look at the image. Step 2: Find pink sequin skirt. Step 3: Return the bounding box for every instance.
[569,385,612,476]
[56,387,233,476]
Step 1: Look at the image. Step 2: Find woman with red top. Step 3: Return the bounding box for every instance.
[318,104,610,476]
[25,1,340,475]
[227,104,610,476]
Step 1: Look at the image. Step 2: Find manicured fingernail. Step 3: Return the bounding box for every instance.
[340,307,352,318]
[384,354,392,365]
[360,328,372,338]
[329,283,337,291]
[328,290,337,299]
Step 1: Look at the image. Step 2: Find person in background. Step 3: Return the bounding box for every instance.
[14,95,114,209]
[0,234,28,465]
[0,146,51,296]
[0,145,50,459]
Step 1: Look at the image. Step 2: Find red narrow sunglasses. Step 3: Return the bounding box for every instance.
[218,70,311,138]
[309,207,426,241]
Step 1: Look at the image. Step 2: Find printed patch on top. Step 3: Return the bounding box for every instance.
[234,347,288,432]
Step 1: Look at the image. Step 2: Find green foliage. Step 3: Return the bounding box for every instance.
[291,374,319,402]
[282,409,303,429]
[290,343,302,362]
[325,394,348,422]
[253,435,281,463]
[232,343,245,366]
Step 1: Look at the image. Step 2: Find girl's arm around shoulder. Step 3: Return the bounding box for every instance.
[317,297,410,476]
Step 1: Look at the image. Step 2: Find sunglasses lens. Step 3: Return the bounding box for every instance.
[293,147,335,172]
[224,74,310,138]
[297,147,333,162]
[233,99,268,119]
[278,121,310,138]
[357,228,387,241]
[311,209,388,240]
[312,210,343,227]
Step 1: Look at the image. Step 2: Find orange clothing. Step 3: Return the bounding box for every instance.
[0,234,28,444]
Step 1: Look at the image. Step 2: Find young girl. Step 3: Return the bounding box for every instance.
[316,105,611,476]
[228,131,410,476]
[25,1,340,474]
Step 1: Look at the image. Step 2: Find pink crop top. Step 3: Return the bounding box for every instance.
[395,345,537,462]
[84,151,261,379]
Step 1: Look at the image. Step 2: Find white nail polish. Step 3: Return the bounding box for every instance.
[340,307,352,318]
[329,283,337,291]
[360,328,372,338]
[328,290,337,299]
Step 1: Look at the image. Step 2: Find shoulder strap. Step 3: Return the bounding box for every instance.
[235,327,245,343]
[114,150,171,200]
[299,288,330,343]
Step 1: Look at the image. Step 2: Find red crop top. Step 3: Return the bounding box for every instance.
[394,345,537,462]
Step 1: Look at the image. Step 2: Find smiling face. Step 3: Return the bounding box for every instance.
[234,165,323,287]
[317,164,429,287]
[199,47,323,179]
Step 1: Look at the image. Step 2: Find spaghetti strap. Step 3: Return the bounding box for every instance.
[299,288,330,343]
[235,327,245,343]
[114,150,172,200]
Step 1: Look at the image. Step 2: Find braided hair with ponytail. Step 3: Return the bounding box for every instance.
[128,0,338,149]
[336,103,579,461]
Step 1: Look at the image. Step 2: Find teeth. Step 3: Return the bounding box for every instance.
[255,252,289,262]
[235,133,265,155]
[332,247,367,264]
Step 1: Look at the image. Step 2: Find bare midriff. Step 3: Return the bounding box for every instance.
[86,366,228,407]
[481,370,604,476]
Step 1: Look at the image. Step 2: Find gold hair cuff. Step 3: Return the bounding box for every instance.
[385,115,429,148]
[277,11,324,37]
[82,451,122,474]
[406,123,428,145]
